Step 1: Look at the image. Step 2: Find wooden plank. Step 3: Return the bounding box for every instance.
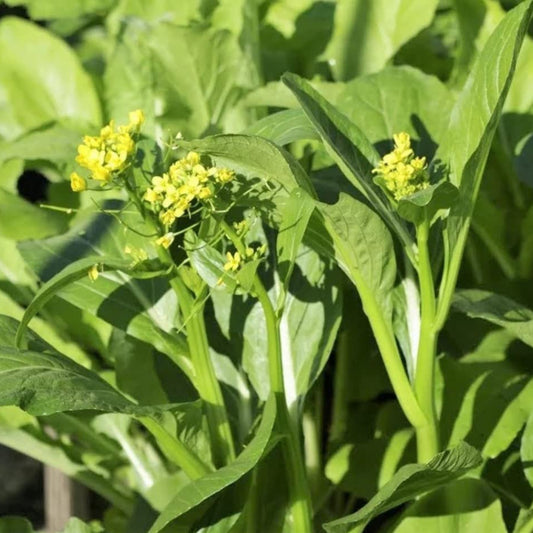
[44,466,90,533]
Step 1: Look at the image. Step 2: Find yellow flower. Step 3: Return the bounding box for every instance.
[128,109,145,132]
[143,151,238,228]
[215,168,235,184]
[233,220,248,235]
[75,111,142,184]
[156,233,175,249]
[372,132,428,201]
[88,264,99,282]
[223,251,242,272]
[70,172,86,192]
[186,151,200,166]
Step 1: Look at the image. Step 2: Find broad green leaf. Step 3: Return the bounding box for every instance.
[15,255,168,348]
[17,206,192,379]
[326,429,414,500]
[282,73,415,258]
[147,398,276,533]
[437,0,533,288]
[5,0,115,20]
[111,330,197,405]
[313,193,396,321]
[0,122,81,171]
[521,410,533,488]
[178,134,315,197]
[242,109,317,146]
[439,354,533,458]
[105,21,246,138]
[397,181,459,224]
[0,346,140,415]
[451,0,507,87]
[0,17,101,140]
[242,80,345,110]
[107,0,202,32]
[325,0,439,80]
[0,517,33,533]
[336,66,455,155]
[211,243,341,403]
[0,188,68,241]
[393,478,507,533]
[276,187,315,296]
[452,290,533,348]
[323,442,482,533]
[0,308,92,367]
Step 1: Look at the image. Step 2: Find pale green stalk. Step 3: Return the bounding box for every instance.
[413,216,439,462]
[221,219,314,532]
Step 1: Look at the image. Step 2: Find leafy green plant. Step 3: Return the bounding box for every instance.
[1,1,533,532]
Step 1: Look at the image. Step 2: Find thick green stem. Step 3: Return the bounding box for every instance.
[414,218,439,462]
[219,219,313,530]
[254,281,314,533]
[169,274,236,467]
[123,179,235,467]
[356,278,427,430]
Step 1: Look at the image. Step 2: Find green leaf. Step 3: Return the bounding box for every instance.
[15,255,169,349]
[147,398,276,533]
[184,231,239,293]
[111,330,197,405]
[104,21,246,138]
[0,17,101,140]
[0,122,81,168]
[0,517,33,533]
[323,442,483,533]
[437,0,533,278]
[0,345,141,415]
[0,188,68,241]
[107,0,202,31]
[60,517,104,533]
[282,73,415,258]
[439,354,533,458]
[276,187,315,296]
[242,108,318,146]
[178,134,315,197]
[397,181,459,224]
[452,290,533,348]
[393,478,507,533]
[17,205,192,379]
[325,0,439,80]
[313,193,396,321]
[5,0,115,20]
[211,243,341,402]
[520,406,533,488]
[336,66,455,155]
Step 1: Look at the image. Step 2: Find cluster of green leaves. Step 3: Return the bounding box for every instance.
[0,0,533,532]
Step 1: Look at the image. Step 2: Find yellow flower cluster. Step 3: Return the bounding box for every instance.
[71,110,144,190]
[223,245,267,272]
[372,132,428,201]
[144,151,236,228]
